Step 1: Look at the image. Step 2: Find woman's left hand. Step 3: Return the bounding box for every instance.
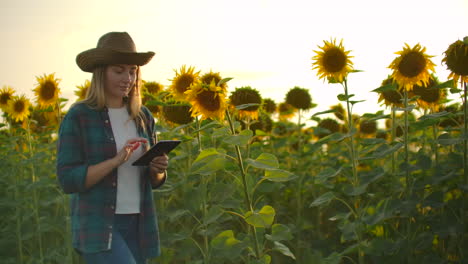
[149,154,169,174]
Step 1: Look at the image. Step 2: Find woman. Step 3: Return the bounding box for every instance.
[57,32,168,264]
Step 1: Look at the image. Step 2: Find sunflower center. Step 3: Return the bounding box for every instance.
[414,86,440,103]
[196,90,220,112]
[41,81,57,101]
[322,48,347,73]
[175,75,195,94]
[14,100,25,112]
[382,90,403,104]
[446,44,468,75]
[0,94,11,104]
[398,51,427,78]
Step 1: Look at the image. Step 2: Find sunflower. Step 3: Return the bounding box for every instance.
[262,98,277,114]
[169,65,200,101]
[141,93,161,115]
[162,104,194,125]
[388,43,436,91]
[200,71,227,92]
[439,103,462,128]
[330,104,345,121]
[7,95,31,122]
[34,73,61,108]
[359,119,377,136]
[285,86,313,110]
[278,102,296,120]
[411,75,446,111]
[185,81,227,121]
[142,81,164,95]
[442,37,468,85]
[243,112,273,134]
[316,118,340,138]
[376,130,388,140]
[377,76,405,108]
[0,86,15,111]
[75,79,90,101]
[312,38,354,83]
[229,86,262,120]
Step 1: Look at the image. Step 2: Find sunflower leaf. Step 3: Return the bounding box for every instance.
[223,129,253,146]
[372,83,398,93]
[433,80,455,89]
[244,205,275,228]
[312,109,335,117]
[350,100,365,105]
[235,103,260,110]
[246,153,279,169]
[337,94,354,101]
[450,88,462,94]
[309,192,336,207]
[217,77,233,86]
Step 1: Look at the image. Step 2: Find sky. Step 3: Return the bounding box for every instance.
[1,0,467,122]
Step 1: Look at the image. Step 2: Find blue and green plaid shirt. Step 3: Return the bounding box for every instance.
[56,103,163,258]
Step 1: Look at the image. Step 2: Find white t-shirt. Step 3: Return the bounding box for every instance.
[108,107,143,214]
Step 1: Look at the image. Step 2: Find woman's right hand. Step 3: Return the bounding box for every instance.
[113,137,148,167]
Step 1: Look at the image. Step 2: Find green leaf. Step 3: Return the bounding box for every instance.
[372,83,397,93]
[323,252,342,264]
[264,169,297,182]
[350,100,365,105]
[191,148,226,175]
[450,87,462,93]
[205,205,224,225]
[316,167,342,183]
[312,109,336,117]
[217,77,233,86]
[433,79,455,89]
[265,224,293,241]
[244,205,276,228]
[223,129,253,146]
[309,192,335,207]
[337,94,354,101]
[235,103,260,110]
[418,111,450,121]
[246,153,279,170]
[252,254,271,264]
[359,142,403,160]
[273,241,296,260]
[437,133,463,145]
[210,230,241,249]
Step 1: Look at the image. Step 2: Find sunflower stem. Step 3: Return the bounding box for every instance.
[464,81,467,186]
[196,116,202,152]
[14,141,24,263]
[403,90,410,196]
[26,119,44,264]
[343,79,363,264]
[225,110,260,259]
[391,107,396,176]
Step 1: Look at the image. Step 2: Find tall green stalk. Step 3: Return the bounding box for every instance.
[225,110,260,260]
[343,79,363,264]
[26,120,44,264]
[464,81,467,185]
[295,109,303,263]
[14,153,23,263]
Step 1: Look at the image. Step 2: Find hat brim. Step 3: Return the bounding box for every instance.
[76,48,155,72]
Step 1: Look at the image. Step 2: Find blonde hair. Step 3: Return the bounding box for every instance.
[78,65,147,129]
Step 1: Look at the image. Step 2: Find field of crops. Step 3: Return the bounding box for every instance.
[0,39,467,263]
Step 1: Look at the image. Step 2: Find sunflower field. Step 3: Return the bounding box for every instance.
[1,38,467,264]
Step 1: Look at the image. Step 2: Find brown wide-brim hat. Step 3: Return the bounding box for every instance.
[76,32,155,72]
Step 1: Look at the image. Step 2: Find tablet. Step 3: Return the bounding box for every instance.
[132,140,181,166]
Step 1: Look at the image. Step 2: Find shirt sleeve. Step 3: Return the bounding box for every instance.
[56,108,88,194]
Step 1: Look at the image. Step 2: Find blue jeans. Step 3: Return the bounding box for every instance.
[82,214,146,264]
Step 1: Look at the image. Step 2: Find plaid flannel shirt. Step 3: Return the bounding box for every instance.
[56,103,163,258]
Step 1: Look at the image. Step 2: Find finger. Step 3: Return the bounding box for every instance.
[127,137,148,144]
